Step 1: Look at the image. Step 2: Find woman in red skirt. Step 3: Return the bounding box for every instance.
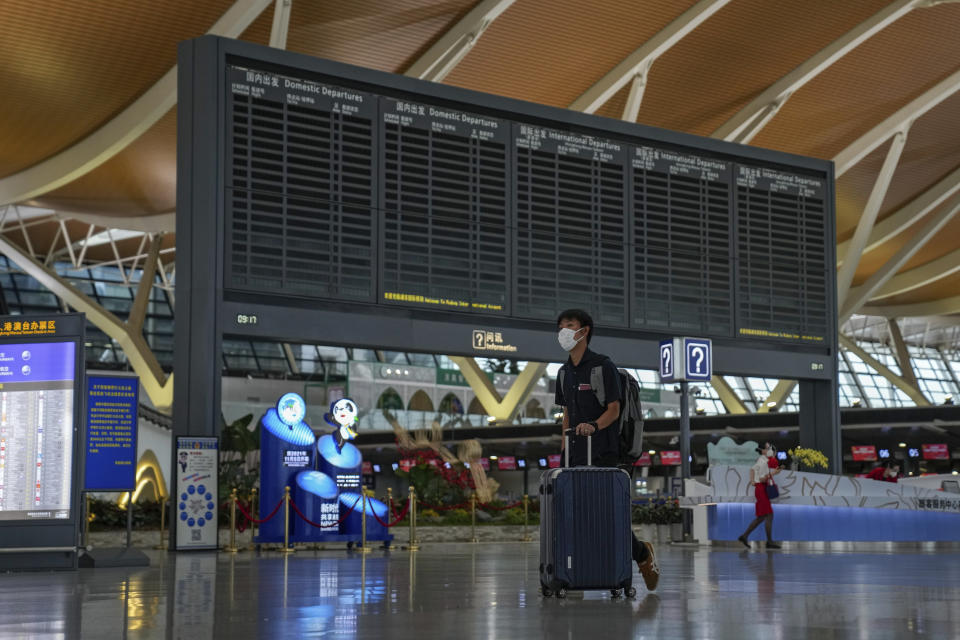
[738,442,781,549]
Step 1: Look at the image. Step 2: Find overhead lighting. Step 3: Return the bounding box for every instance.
[404,370,410,376]
[486,416,496,423]
[852,399,862,407]
[953,471,958,476]
[899,442,907,448]
[945,396,954,406]
[385,368,392,375]
[766,401,777,408]
[648,449,656,455]
[489,455,498,461]
[553,412,563,419]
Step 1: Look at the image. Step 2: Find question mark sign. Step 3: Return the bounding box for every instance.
[662,346,671,374]
[692,347,705,373]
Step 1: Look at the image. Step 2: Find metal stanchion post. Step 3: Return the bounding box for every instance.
[360,491,372,554]
[154,495,167,550]
[470,494,479,544]
[407,486,419,551]
[521,494,532,542]
[247,488,257,550]
[225,489,239,553]
[281,486,295,554]
[84,493,91,550]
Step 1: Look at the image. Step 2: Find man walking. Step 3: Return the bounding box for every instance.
[554,308,660,591]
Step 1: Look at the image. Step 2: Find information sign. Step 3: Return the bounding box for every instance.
[84,374,138,492]
[175,437,219,551]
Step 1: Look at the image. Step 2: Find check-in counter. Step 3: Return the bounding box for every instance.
[689,466,960,542]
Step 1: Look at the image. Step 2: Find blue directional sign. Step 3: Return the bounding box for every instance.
[659,339,676,382]
[684,338,712,381]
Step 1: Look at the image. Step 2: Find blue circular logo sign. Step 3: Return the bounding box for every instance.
[277,392,307,426]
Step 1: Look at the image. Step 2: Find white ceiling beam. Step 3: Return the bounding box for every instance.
[569,0,730,115]
[863,294,960,318]
[836,129,909,306]
[837,165,960,265]
[56,210,175,234]
[712,0,920,144]
[0,234,173,409]
[269,0,292,49]
[842,195,960,320]
[870,246,960,300]
[0,0,274,206]
[834,67,960,176]
[404,0,515,83]
[839,334,931,406]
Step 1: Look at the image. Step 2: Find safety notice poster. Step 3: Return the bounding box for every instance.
[175,437,218,550]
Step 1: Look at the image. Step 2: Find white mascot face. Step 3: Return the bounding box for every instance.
[332,399,357,427]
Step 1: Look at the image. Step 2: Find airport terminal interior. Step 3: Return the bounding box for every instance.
[3,1,960,638]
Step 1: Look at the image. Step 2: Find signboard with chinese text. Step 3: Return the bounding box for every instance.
[84,373,139,492]
[851,445,877,462]
[660,451,682,466]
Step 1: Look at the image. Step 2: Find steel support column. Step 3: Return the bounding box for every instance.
[799,377,842,475]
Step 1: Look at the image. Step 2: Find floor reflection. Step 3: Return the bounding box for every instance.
[0,543,958,639]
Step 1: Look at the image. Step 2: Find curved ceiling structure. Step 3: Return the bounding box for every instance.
[3,0,960,322]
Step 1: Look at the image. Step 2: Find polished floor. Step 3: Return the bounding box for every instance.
[1,542,959,639]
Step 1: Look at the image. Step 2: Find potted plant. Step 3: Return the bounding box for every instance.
[786,447,829,472]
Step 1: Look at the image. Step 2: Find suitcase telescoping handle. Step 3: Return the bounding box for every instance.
[563,428,591,468]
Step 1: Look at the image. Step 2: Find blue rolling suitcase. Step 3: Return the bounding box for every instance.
[539,432,635,598]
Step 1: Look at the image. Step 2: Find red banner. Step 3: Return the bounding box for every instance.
[548,454,562,469]
[498,456,517,471]
[851,445,877,462]
[362,461,374,475]
[633,452,652,466]
[660,451,681,466]
[922,444,949,460]
[399,459,415,472]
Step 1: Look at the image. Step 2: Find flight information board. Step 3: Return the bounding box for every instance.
[0,341,76,521]
[381,97,510,314]
[213,44,834,349]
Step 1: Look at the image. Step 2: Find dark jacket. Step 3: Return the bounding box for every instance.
[555,348,621,466]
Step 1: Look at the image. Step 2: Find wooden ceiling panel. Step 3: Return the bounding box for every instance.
[632,0,891,137]
[751,3,960,159]
[898,202,960,273]
[0,0,236,177]
[285,0,476,74]
[29,110,177,216]
[836,139,892,240]
[443,0,699,108]
[872,270,960,306]
[875,92,960,219]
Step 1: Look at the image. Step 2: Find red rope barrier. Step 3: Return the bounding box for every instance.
[478,501,523,511]
[371,500,410,528]
[288,496,361,529]
[236,497,284,525]
[418,500,470,512]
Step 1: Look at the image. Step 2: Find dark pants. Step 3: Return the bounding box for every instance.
[593,455,650,565]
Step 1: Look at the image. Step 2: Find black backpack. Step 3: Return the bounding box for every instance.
[558,364,645,465]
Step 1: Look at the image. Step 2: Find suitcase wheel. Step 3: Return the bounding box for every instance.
[556,588,567,599]
[626,587,637,598]
[541,586,553,598]
[610,589,622,598]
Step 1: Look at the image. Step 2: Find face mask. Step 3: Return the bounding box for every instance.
[558,328,583,352]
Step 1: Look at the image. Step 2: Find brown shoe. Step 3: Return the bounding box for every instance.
[637,541,660,591]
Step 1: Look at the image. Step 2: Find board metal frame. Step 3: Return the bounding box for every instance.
[175,36,842,522]
[0,313,85,571]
